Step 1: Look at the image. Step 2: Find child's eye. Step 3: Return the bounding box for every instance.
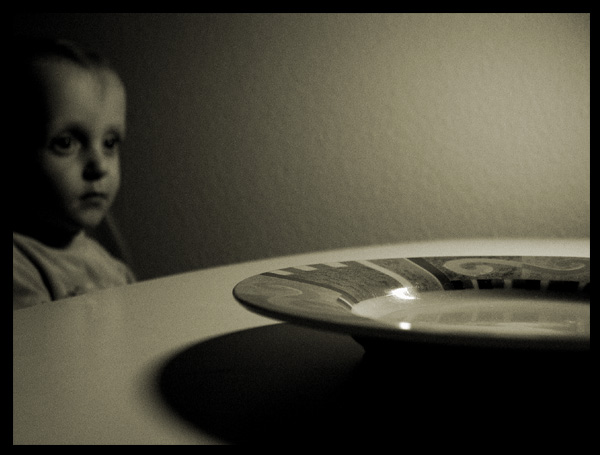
[49,134,81,156]
[104,138,118,148]
[104,135,121,153]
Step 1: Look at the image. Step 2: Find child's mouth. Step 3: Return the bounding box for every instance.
[81,191,108,200]
[80,192,109,206]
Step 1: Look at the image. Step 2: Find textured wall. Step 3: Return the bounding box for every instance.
[11,13,590,280]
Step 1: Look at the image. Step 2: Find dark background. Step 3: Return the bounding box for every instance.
[11,13,590,280]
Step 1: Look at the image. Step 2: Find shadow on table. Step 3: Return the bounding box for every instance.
[156,323,589,445]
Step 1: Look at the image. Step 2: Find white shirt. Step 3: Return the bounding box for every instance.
[13,231,135,309]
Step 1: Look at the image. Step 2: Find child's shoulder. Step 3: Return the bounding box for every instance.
[13,231,136,307]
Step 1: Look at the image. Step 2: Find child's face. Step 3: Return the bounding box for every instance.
[29,60,126,233]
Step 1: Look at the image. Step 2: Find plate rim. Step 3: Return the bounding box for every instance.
[232,255,590,351]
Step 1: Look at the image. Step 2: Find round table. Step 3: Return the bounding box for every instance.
[13,238,590,445]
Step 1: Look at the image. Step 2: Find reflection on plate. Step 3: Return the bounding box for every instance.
[233,256,590,351]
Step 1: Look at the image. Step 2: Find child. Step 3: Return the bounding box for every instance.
[12,38,136,309]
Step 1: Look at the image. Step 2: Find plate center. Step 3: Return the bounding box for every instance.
[351,289,589,338]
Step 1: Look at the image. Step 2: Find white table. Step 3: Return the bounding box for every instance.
[13,239,590,445]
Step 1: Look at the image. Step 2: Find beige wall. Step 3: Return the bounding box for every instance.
[12,13,590,280]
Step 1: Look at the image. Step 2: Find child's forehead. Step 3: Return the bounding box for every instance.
[34,60,125,110]
[31,59,126,128]
[33,59,125,96]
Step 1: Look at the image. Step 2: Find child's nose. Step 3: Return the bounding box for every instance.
[82,149,109,181]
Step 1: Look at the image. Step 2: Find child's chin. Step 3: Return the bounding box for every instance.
[76,210,107,230]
